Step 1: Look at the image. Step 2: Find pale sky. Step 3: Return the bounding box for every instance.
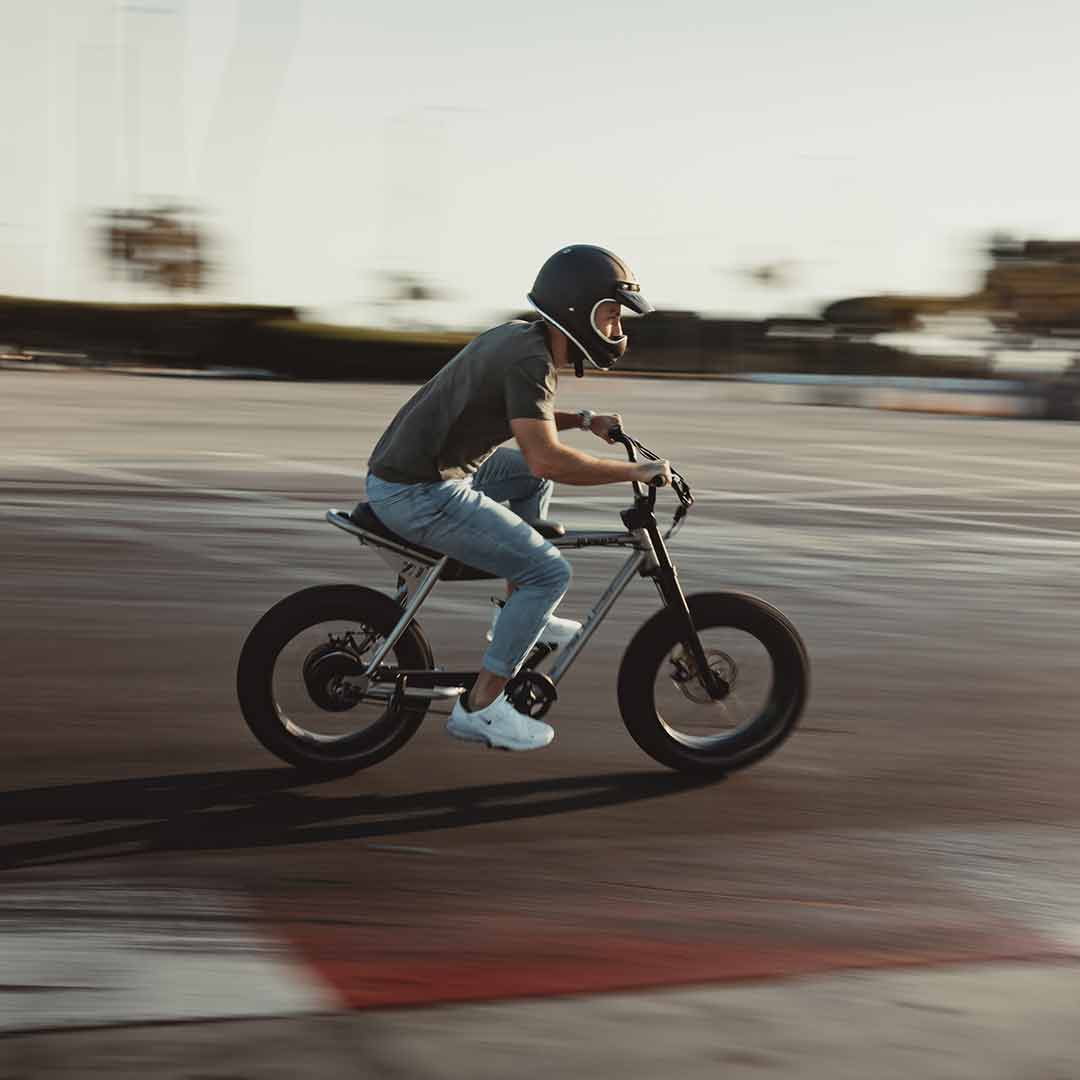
[3,0,1080,327]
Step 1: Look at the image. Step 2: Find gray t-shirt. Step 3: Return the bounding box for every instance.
[368,320,557,484]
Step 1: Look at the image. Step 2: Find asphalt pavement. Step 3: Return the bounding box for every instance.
[2,368,1079,1076]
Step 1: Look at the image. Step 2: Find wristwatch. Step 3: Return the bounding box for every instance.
[578,408,595,431]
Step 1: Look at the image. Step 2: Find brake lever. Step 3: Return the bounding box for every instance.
[610,426,687,503]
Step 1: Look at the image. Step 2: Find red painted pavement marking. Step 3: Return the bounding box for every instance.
[279,916,1074,1010]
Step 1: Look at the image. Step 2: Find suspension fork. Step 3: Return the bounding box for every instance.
[645,522,728,699]
[610,426,724,700]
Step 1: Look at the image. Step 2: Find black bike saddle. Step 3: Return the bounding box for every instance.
[350,501,566,583]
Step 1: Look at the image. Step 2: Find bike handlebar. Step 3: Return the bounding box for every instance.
[608,426,691,513]
[608,426,632,451]
[607,427,649,507]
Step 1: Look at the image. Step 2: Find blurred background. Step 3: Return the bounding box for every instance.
[3,0,1080,388]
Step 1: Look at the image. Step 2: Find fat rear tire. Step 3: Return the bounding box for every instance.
[237,585,433,777]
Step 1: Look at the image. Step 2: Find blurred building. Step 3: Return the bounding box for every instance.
[979,238,1080,333]
[823,236,1080,336]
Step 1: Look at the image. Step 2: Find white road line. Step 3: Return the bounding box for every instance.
[690,482,1080,501]
[196,450,364,479]
[4,452,364,503]
[12,450,1080,503]
[7,454,1080,542]
[821,442,1080,475]
[4,454,269,502]
[686,488,1080,520]
[691,496,1080,518]
[700,462,1080,498]
[0,882,338,1033]
[795,453,1080,494]
[681,489,1080,541]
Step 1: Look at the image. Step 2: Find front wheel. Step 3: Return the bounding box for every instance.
[617,592,809,775]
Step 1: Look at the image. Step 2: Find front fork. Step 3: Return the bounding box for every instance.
[643,521,729,701]
[609,427,723,702]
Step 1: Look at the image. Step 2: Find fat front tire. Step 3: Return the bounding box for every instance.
[617,591,809,775]
[237,584,433,777]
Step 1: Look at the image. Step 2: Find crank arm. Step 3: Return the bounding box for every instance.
[360,683,466,702]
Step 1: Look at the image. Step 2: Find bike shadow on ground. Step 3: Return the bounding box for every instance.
[0,766,720,870]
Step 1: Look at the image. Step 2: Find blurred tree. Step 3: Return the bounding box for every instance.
[740,260,799,289]
[386,272,441,303]
[368,271,449,329]
[100,205,210,291]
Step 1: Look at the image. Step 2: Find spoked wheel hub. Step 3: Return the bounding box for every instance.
[668,647,735,704]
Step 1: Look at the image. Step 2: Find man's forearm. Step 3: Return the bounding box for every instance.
[535,443,637,486]
[554,410,587,432]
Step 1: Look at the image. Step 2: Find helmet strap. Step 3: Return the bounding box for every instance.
[530,298,593,378]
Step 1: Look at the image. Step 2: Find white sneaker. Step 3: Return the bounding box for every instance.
[447,694,555,751]
[486,602,582,649]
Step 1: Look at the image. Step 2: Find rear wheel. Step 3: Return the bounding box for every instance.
[617,592,808,775]
[237,585,433,777]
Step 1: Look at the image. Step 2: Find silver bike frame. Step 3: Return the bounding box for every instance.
[545,549,646,685]
[359,555,447,676]
[325,510,665,692]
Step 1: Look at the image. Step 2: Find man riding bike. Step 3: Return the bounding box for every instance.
[364,245,671,752]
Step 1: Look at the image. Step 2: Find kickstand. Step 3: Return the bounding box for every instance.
[388,671,408,715]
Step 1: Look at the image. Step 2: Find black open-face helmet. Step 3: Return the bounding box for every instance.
[527,245,654,377]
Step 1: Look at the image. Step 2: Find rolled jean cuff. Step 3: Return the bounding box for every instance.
[478,650,516,679]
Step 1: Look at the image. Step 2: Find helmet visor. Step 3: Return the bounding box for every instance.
[616,282,654,315]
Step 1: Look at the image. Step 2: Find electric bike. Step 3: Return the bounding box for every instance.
[236,429,809,776]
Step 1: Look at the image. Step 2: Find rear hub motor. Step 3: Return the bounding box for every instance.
[302,645,368,712]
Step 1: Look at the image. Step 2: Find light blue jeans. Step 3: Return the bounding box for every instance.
[365,448,571,678]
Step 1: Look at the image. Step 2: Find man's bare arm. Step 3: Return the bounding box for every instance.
[553,411,586,432]
[512,418,669,487]
[553,410,623,441]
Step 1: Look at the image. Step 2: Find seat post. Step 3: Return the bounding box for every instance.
[361,556,448,677]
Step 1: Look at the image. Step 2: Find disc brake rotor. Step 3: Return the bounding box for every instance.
[668,647,737,705]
